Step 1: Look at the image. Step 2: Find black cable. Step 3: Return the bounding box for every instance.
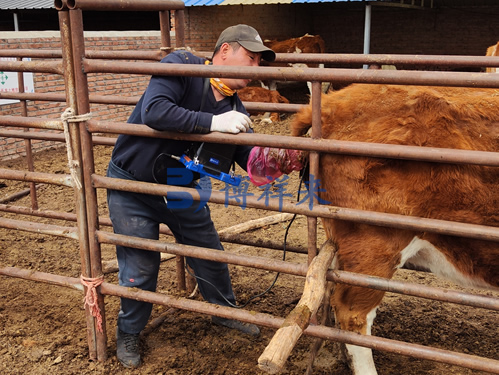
[185,159,310,309]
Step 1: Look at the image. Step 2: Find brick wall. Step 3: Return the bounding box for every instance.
[184,4,498,57]
[0,31,162,161]
[183,5,313,51]
[312,5,499,57]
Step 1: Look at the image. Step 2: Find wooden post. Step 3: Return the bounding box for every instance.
[258,239,337,374]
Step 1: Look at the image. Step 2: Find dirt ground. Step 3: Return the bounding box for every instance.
[0,114,498,375]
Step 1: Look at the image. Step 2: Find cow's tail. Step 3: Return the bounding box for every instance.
[290,105,313,137]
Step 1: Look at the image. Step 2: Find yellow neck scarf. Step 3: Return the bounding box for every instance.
[205,60,235,97]
[210,78,236,97]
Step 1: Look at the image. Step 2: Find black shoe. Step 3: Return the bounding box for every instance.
[116,328,141,368]
[211,316,260,337]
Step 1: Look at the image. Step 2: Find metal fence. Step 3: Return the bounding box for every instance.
[0,0,498,373]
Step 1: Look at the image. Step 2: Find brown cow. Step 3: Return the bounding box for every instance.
[237,86,289,123]
[291,84,499,375]
[261,34,326,94]
[486,41,499,72]
[264,34,326,60]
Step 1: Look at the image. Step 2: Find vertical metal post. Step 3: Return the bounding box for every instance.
[17,57,38,210]
[363,4,372,69]
[58,8,101,360]
[307,81,323,325]
[160,8,187,291]
[13,12,19,31]
[66,8,108,361]
[174,9,185,48]
[307,81,322,265]
[159,10,171,59]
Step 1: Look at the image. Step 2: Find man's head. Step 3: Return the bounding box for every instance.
[210,25,275,92]
[214,24,275,63]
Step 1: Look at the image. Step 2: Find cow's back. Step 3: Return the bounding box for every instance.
[292,84,499,287]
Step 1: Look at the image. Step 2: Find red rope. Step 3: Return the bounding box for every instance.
[80,274,105,333]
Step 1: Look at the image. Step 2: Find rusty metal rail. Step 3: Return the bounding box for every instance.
[1,116,63,130]
[0,168,73,186]
[0,60,62,74]
[0,216,78,239]
[192,50,499,69]
[0,129,116,146]
[0,90,302,114]
[0,92,141,105]
[0,203,307,254]
[0,264,497,373]
[271,52,499,69]
[83,59,499,88]
[87,119,499,167]
[92,174,499,243]
[56,0,185,11]
[3,46,499,69]
[0,48,162,61]
[96,231,499,312]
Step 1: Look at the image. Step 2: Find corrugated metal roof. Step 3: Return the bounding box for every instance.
[184,0,224,5]
[0,0,54,9]
[184,0,363,6]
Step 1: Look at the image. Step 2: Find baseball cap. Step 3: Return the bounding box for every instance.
[215,24,276,62]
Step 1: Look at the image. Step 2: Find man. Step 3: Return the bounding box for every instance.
[107,24,276,368]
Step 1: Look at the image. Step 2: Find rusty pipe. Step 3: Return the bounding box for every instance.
[269,52,499,69]
[1,265,497,373]
[0,91,141,106]
[83,60,499,89]
[66,0,185,11]
[97,231,499,312]
[0,90,301,112]
[2,48,498,69]
[0,216,78,239]
[54,0,68,10]
[0,129,117,147]
[0,115,63,130]
[0,60,62,74]
[0,49,63,58]
[328,270,499,311]
[192,51,499,69]
[0,168,73,187]
[86,120,499,168]
[0,203,307,254]
[0,48,161,60]
[93,175,499,242]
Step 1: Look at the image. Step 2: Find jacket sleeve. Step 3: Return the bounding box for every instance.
[232,96,254,172]
[140,52,213,133]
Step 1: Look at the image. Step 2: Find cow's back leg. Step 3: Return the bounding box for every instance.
[332,281,382,375]
[328,222,414,375]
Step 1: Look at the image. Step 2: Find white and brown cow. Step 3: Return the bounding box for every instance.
[262,34,326,94]
[237,86,289,123]
[486,41,499,72]
[291,84,499,375]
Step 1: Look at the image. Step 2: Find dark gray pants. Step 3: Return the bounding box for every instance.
[107,161,235,334]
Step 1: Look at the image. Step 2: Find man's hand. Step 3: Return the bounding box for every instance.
[211,111,252,133]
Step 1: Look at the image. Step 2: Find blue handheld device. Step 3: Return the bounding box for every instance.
[177,154,241,186]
